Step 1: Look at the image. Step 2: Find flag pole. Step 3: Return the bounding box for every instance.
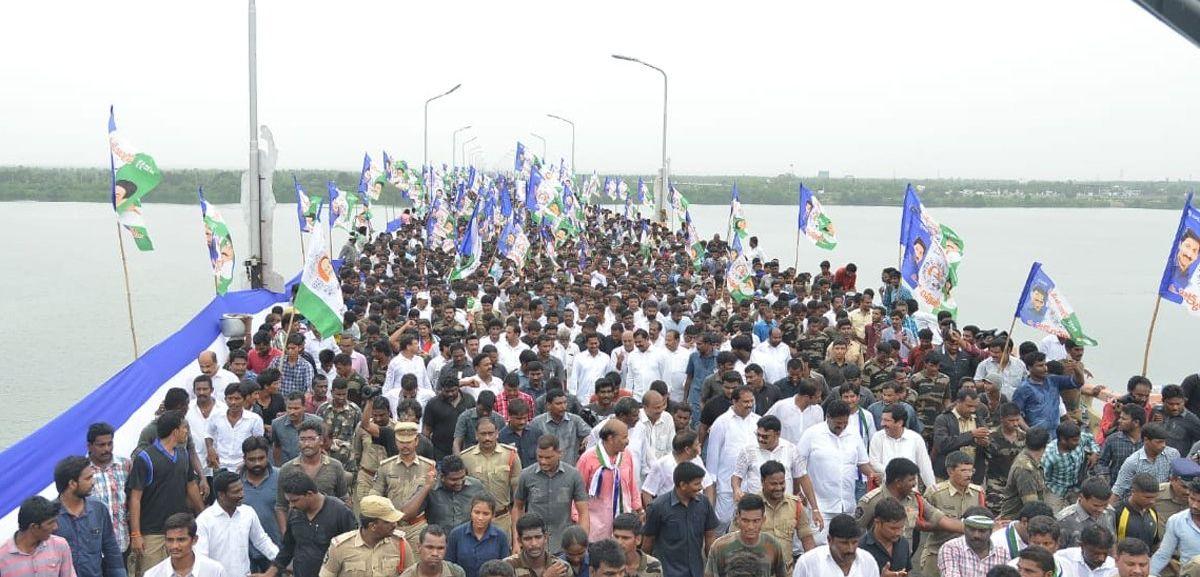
[114,222,140,358]
[793,226,801,271]
[1142,296,1162,377]
[998,316,1018,370]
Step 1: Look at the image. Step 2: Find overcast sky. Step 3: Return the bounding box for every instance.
[3,1,1200,180]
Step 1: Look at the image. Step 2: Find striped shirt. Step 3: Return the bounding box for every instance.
[0,535,76,577]
[88,457,131,552]
[1112,447,1181,499]
[938,535,1011,577]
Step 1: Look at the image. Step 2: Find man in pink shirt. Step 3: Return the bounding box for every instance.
[0,496,76,577]
[247,332,281,375]
[576,419,643,542]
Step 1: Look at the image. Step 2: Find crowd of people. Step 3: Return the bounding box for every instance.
[7,200,1200,577]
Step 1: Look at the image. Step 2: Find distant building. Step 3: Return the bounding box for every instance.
[817,170,829,179]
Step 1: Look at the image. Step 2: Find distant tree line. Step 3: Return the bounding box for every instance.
[0,166,1193,210]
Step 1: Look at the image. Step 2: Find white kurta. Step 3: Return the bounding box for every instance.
[796,422,869,515]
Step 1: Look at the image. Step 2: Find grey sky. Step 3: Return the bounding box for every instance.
[2,1,1199,180]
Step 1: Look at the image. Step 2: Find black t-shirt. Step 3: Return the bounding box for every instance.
[254,393,286,426]
[424,395,476,458]
[275,496,358,577]
[128,440,196,534]
[700,396,732,429]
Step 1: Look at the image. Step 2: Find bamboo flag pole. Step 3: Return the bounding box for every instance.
[793,226,801,271]
[998,315,1018,370]
[114,222,140,358]
[1142,296,1163,377]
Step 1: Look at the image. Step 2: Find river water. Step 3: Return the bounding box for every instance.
[1,201,1194,449]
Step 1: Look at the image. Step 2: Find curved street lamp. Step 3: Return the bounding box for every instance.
[546,113,575,175]
[451,125,472,167]
[612,54,668,223]
[423,83,462,203]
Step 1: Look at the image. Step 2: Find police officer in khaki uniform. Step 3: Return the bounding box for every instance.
[354,397,399,511]
[372,421,436,554]
[917,451,985,577]
[459,418,520,537]
[756,460,815,569]
[320,496,417,577]
[855,457,962,544]
[1155,459,1200,537]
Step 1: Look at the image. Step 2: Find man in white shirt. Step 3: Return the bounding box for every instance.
[496,324,530,373]
[641,430,715,503]
[660,330,692,403]
[383,335,429,394]
[731,415,801,499]
[1039,334,1070,362]
[1055,524,1116,577]
[973,339,1029,397]
[198,351,240,400]
[796,401,876,544]
[479,321,504,350]
[638,390,675,473]
[196,471,278,577]
[868,404,937,490]
[767,383,826,446]
[705,386,760,527]
[750,329,790,384]
[792,514,880,577]
[634,300,664,331]
[622,329,667,397]
[145,512,228,577]
[569,334,611,402]
[188,376,226,483]
[206,384,265,472]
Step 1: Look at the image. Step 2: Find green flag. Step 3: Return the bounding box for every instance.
[108,107,160,251]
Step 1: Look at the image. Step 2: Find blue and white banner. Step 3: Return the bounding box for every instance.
[1158,192,1200,316]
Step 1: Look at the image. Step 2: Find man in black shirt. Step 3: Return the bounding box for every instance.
[858,497,912,574]
[700,372,741,436]
[424,376,476,459]
[263,472,357,577]
[254,369,287,436]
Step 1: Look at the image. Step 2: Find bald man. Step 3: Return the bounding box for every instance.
[576,419,644,541]
[640,390,674,472]
[197,351,241,398]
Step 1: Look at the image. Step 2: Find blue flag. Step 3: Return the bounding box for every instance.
[357,153,372,203]
[455,183,466,214]
[1015,262,1098,345]
[467,166,476,191]
[426,197,440,240]
[327,181,341,230]
[449,203,482,281]
[499,181,513,218]
[1158,192,1200,316]
[526,168,543,213]
[515,142,526,172]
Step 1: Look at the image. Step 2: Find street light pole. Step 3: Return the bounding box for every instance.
[546,114,575,176]
[461,136,478,168]
[612,54,668,223]
[451,125,472,168]
[529,132,547,160]
[423,83,462,205]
